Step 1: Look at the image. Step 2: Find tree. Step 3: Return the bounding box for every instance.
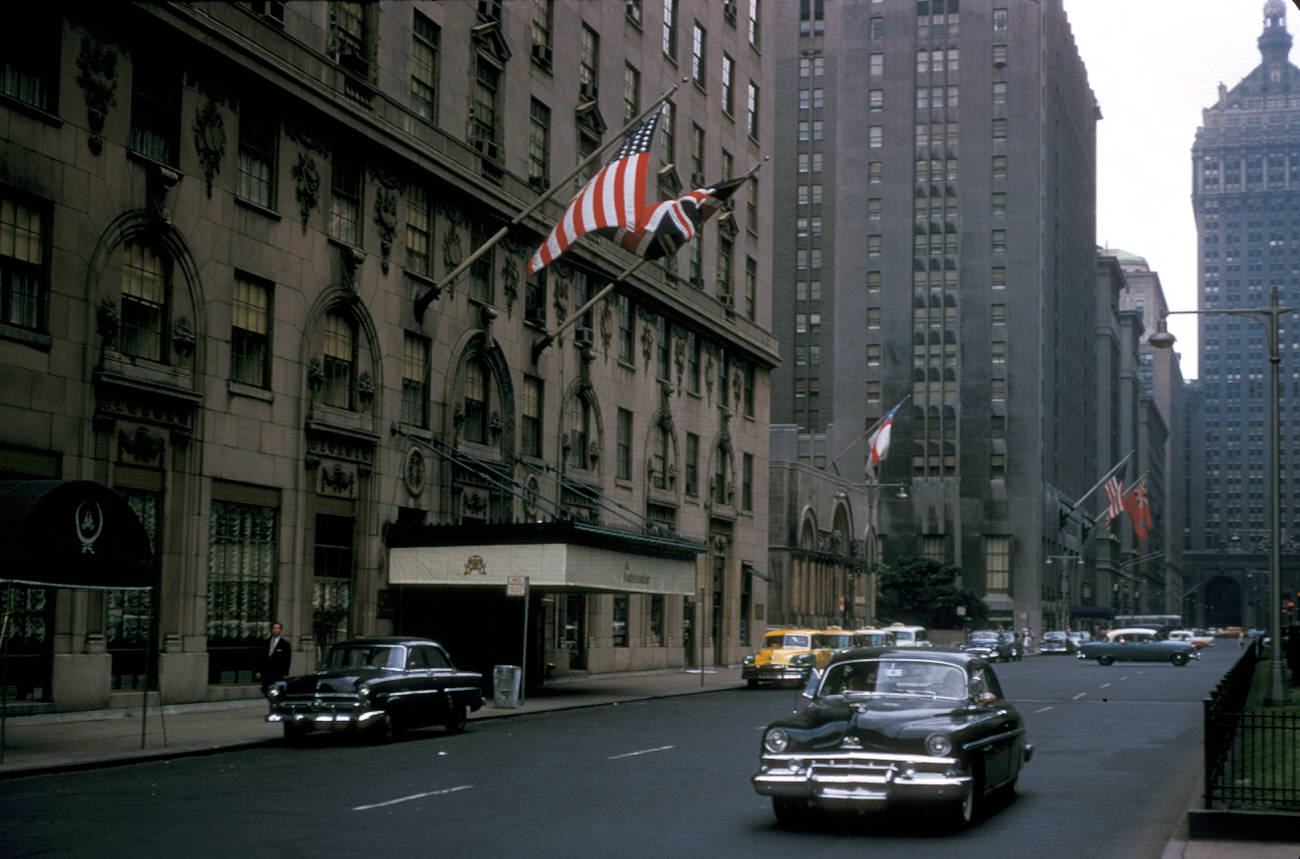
[876,556,989,630]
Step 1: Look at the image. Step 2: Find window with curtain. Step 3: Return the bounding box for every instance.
[0,193,47,331]
[207,499,277,683]
[463,358,489,444]
[411,10,439,120]
[405,183,431,276]
[237,104,276,208]
[322,311,355,409]
[231,274,271,388]
[120,241,168,362]
[522,375,543,458]
[401,332,429,427]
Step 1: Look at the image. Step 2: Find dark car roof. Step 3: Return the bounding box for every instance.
[828,646,984,668]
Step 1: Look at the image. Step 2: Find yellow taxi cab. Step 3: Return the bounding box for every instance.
[742,628,833,688]
[816,627,857,657]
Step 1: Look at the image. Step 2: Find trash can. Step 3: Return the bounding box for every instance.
[493,665,521,708]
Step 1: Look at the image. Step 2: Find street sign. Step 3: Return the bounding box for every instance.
[506,576,527,597]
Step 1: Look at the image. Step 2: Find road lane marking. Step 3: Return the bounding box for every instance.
[354,785,473,811]
[609,745,675,759]
[1100,683,1112,689]
[1073,692,1087,700]
[1034,706,1054,713]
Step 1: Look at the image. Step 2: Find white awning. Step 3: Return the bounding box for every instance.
[388,543,696,595]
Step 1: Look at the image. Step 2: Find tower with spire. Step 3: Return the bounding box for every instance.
[1185,1,1300,618]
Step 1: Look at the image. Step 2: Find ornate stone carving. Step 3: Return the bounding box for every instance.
[733,368,744,412]
[118,426,164,465]
[703,347,716,401]
[373,186,398,273]
[441,226,463,296]
[284,118,330,157]
[97,298,119,347]
[172,316,195,359]
[320,463,356,495]
[307,358,324,393]
[403,448,425,497]
[489,410,503,439]
[586,439,600,465]
[357,372,374,404]
[639,311,655,369]
[75,36,117,156]
[291,153,320,233]
[147,163,180,225]
[673,332,687,390]
[340,244,364,294]
[598,298,613,359]
[192,99,225,198]
[551,262,571,319]
[500,253,519,317]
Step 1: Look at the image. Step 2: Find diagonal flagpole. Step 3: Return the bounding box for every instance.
[827,395,910,475]
[530,158,768,363]
[1059,450,1133,531]
[413,81,686,322]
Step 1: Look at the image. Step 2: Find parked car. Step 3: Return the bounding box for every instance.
[887,623,934,648]
[853,627,897,648]
[1077,627,1199,666]
[817,628,858,657]
[752,648,1032,828]
[266,637,484,742]
[955,630,1020,662]
[743,629,833,688]
[1038,631,1076,654]
[1169,629,1213,648]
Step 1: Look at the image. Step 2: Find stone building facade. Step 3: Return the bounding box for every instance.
[0,1,776,712]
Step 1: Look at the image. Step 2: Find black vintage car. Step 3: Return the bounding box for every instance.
[954,630,1020,662]
[752,648,1032,828]
[266,637,484,742]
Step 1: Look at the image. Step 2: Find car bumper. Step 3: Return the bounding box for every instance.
[742,664,810,684]
[267,701,387,732]
[753,751,971,808]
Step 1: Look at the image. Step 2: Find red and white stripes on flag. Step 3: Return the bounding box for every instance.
[1103,475,1124,522]
[527,107,664,276]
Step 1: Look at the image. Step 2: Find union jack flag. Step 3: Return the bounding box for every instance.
[527,107,664,276]
[610,176,748,262]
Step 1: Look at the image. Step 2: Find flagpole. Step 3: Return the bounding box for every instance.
[530,158,768,363]
[414,81,686,322]
[1059,449,1133,527]
[827,395,910,474]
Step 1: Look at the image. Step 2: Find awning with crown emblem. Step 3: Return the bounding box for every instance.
[0,481,153,589]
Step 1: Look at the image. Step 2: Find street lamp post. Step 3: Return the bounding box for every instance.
[1149,285,1292,705]
[859,481,910,628]
[1046,554,1077,631]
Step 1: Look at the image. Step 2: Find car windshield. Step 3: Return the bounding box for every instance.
[767,633,810,649]
[323,644,405,670]
[969,632,998,642]
[820,659,968,700]
[1043,632,1067,641]
[818,633,854,648]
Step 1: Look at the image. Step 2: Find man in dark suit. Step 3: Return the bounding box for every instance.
[258,621,292,694]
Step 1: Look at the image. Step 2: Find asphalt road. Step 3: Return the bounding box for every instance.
[0,644,1239,858]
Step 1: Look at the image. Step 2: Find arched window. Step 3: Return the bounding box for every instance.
[568,395,592,469]
[322,311,356,409]
[120,240,170,362]
[463,358,489,444]
[651,423,669,489]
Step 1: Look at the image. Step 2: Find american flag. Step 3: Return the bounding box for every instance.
[610,176,748,261]
[527,107,664,276]
[1103,475,1123,522]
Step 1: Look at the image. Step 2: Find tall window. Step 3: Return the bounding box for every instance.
[525,269,546,325]
[335,1,368,76]
[522,375,543,458]
[329,154,362,246]
[579,24,599,100]
[656,314,671,379]
[568,396,592,469]
[471,56,501,161]
[237,104,275,208]
[687,331,700,392]
[742,452,753,511]
[313,512,354,647]
[744,256,756,320]
[718,235,733,298]
[231,274,271,388]
[463,358,489,444]
[401,332,429,427]
[129,57,179,164]
[616,408,633,480]
[618,293,635,362]
[405,184,431,276]
[120,241,168,362]
[746,81,759,138]
[530,0,553,68]
[691,23,707,89]
[528,98,551,188]
[1,9,58,112]
[469,218,494,303]
[662,0,678,60]
[712,445,729,505]
[612,595,629,647]
[411,11,439,120]
[685,432,699,497]
[984,535,1010,591]
[623,63,641,123]
[321,312,356,409]
[652,424,669,489]
[721,53,734,115]
[207,499,277,683]
[0,193,47,332]
[748,0,760,47]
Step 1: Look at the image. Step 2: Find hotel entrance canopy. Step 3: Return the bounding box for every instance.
[386,520,703,596]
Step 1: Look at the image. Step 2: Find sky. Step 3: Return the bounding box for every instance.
[1062,0,1278,380]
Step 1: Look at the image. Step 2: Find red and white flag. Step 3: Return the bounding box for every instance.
[1123,480,1153,541]
[867,400,905,475]
[527,107,663,276]
[1103,475,1124,522]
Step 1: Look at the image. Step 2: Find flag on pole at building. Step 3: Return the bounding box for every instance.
[527,107,664,276]
[609,176,749,261]
[1103,474,1124,522]
[867,399,905,475]
[1122,479,1153,541]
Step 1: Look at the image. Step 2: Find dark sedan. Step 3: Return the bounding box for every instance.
[266,637,484,742]
[1039,631,1076,654]
[752,648,1032,828]
[954,630,1020,662]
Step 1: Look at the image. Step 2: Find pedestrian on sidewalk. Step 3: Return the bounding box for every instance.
[257,621,292,695]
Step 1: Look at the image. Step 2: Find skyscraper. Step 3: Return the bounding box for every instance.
[768,0,1098,633]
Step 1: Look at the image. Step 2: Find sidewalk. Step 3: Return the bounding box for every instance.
[0,666,741,778]
[1,666,1295,858]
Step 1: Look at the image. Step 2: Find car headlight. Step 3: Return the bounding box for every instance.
[925,733,952,757]
[266,684,283,700]
[357,685,371,699]
[764,728,791,753]
[744,654,755,665]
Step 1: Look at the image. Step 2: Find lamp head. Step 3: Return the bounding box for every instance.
[1147,317,1177,350]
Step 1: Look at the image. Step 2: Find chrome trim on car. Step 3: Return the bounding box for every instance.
[753,750,970,801]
